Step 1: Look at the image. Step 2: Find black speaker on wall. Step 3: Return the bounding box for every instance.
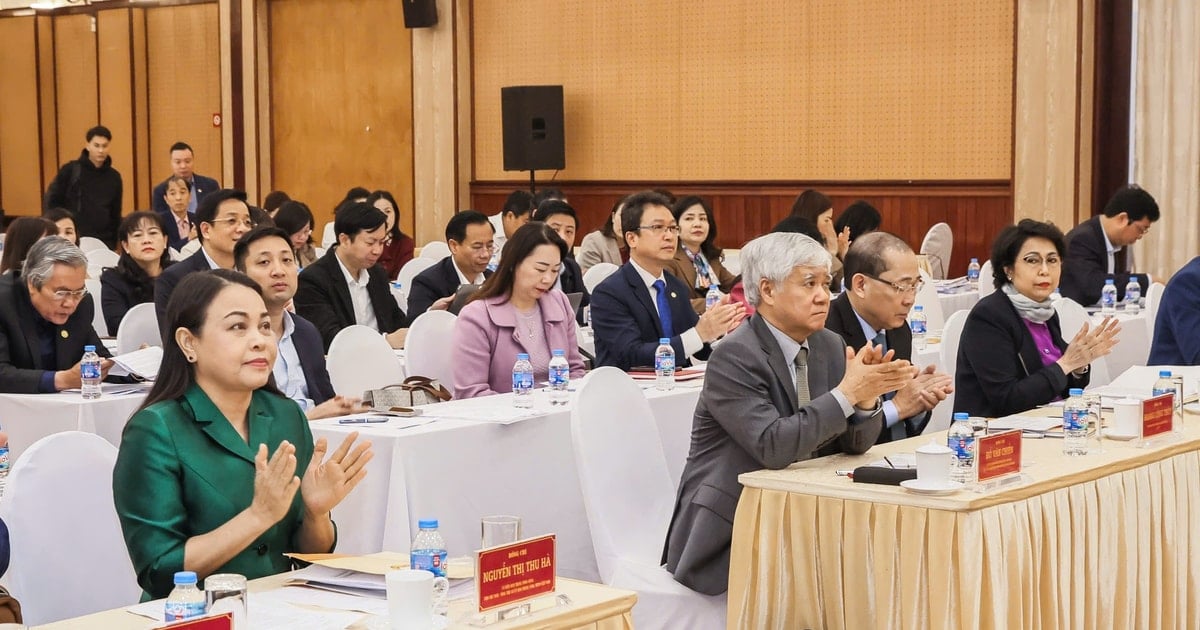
[403,0,438,28]
[501,85,565,172]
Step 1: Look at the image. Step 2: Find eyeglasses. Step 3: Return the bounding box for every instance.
[48,288,88,303]
[210,217,256,230]
[862,273,924,295]
[1019,254,1062,268]
[1130,222,1151,236]
[637,224,681,236]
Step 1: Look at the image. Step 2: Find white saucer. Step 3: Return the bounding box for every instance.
[1184,402,1200,414]
[899,479,963,495]
[1104,432,1139,441]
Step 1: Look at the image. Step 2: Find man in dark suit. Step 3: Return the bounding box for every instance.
[235,226,369,418]
[590,191,744,371]
[407,210,495,319]
[294,202,408,351]
[824,232,953,443]
[533,199,589,323]
[0,237,115,393]
[663,232,915,595]
[150,142,221,217]
[1060,185,1159,305]
[155,189,254,325]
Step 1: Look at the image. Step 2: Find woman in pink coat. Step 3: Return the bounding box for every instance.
[452,222,587,398]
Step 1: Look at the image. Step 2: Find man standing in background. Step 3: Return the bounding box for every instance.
[151,141,221,217]
[44,125,123,249]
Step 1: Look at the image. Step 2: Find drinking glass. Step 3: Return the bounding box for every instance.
[481,515,522,549]
[205,573,247,628]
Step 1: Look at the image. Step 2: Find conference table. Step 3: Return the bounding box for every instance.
[727,409,1200,629]
[0,383,150,460]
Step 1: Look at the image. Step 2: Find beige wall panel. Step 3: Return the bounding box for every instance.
[411,0,455,244]
[37,16,58,189]
[54,14,99,173]
[268,0,413,233]
[132,8,151,211]
[0,17,44,216]
[97,8,135,215]
[472,0,1014,181]
[146,4,224,190]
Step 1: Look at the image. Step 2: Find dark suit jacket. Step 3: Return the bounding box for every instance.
[591,262,709,371]
[291,312,335,406]
[1060,215,1148,305]
[954,291,1089,417]
[559,256,590,325]
[154,249,215,327]
[294,248,408,351]
[1149,256,1200,365]
[406,256,494,320]
[824,292,930,442]
[662,246,736,314]
[157,210,196,252]
[100,264,156,334]
[662,315,882,595]
[0,271,112,393]
[151,174,221,217]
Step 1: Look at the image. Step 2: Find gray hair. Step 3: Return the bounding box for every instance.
[741,232,831,306]
[22,236,88,289]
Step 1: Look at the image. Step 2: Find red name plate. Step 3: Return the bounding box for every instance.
[476,534,556,613]
[1142,393,1174,438]
[976,429,1022,482]
[164,613,232,630]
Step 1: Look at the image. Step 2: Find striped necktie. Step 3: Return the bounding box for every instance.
[794,347,810,406]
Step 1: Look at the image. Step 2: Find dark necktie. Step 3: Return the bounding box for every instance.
[872,331,887,352]
[875,330,907,440]
[653,279,674,338]
[794,347,810,407]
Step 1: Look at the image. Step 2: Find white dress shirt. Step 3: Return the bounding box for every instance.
[272,311,313,410]
[336,255,379,331]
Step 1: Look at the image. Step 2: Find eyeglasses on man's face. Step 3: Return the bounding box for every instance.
[637,224,681,236]
[862,273,924,295]
[210,217,256,230]
[46,287,88,303]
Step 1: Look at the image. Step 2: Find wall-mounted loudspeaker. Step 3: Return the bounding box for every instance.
[501,85,565,172]
[403,0,438,28]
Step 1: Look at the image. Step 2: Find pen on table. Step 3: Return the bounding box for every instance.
[337,417,390,424]
[883,456,895,469]
[835,470,854,479]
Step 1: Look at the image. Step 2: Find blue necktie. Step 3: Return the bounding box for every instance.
[875,331,906,440]
[653,279,674,338]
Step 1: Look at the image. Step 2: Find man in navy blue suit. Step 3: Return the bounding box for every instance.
[590,191,745,371]
[151,142,221,218]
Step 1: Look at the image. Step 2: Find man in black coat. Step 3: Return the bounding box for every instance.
[295,202,408,351]
[407,210,495,319]
[150,141,221,218]
[533,199,590,324]
[1060,185,1159,305]
[44,125,123,249]
[823,232,953,443]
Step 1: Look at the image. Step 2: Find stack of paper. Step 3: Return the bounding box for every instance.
[107,346,164,380]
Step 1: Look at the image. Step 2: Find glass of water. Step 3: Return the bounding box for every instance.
[205,573,247,627]
[481,515,522,549]
[1085,393,1104,453]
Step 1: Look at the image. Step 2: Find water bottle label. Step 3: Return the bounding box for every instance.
[164,601,206,621]
[909,319,926,335]
[1152,387,1174,398]
[655,354,675,373]
[948,434,974,461]
[512,372,534,391]
[411,549,447,577]
[0,447,9,475]
[967,269,979,280]
[1063,408,1088,431]
[81,361,102,380]
[549,366,569,386]
[1101,292,1116,307]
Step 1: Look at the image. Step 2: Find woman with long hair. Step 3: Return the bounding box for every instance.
[272,201,319,268]
[43,207,79,246]
[0,217,56,275]
[113,270,373,599]
[577,198,627,274]
[452,222,586,398]
[100,211,173,332]
[367,189,415,279]
[663,195,736,314]
[790,189,850,288]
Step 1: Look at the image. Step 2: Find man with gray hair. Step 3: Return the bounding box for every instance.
[663,232,915,596]
[0,236,114,393]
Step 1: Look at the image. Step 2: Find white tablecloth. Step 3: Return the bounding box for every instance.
[310,375,702,581]
[0,385,149,460]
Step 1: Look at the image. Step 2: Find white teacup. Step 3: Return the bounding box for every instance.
[386,569,449,630]
[914,441,954,484]
[1112,398,1142,437]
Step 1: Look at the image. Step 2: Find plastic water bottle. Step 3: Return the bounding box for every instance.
[81,345,102,399]
[1152,369,1175,399]
[909,305,927,351]
[410,519,448,578]
[705,285,721,311]
[1100,277,1117,314]
[967,258,981,287]
[0,429,10,496]
[947,412,975,484]
[164,571,206,621]
[1062,388,1089,456]
[548,349,570,406]
[511,353,534,408]
[654,338,675,391]
[1124,278,1141,314]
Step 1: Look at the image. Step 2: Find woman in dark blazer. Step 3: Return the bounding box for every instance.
[100,211,173,333]
[663,196,736,314]
[954,219,1120,418]
[113,270,373,599]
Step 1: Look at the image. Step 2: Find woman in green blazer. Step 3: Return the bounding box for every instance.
[114,270,373,599]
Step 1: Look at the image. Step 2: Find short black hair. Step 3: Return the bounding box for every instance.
[334,202,387,241]
[835,200,882,241]
[1102,185,1160,223]
[771,216,824,244]
[619,191,673,247]
[262,190,291,213]
[502,190,534,219]
[249,206,273,228]
[532,187,565,208]
[43,207,76,224]
[86,126,111,142]
[234,225,294,271]
[843,231,912,280]
[169,141,193,154]
[195,189,250,243]
[990,219,1066,290]
[533,199,577,226]
[273,201,314,241]
[344,186,370,202]
[445,209,493,243]
[789,189,832,222]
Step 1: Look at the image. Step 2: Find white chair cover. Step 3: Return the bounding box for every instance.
[395,257,438,313]
[928,309,970,433]
[326,325,404,396]
[116,302,161,354]
[312,246,327,260]
[583,262,620,294]
[1054,298,1111,386]
[978,260,997,298]
[85,277,107,337]
[721,249,741,276]
[919,222,953,280]
[320,221,336,249]
[405,310,458,388]
[85,247,119,270]
[0,432,139,624]
[418,241,450,261]
[77,236,109,254]
[914,277,945,332]
[1145,281,1166,340]
[569,368,726,629]
[167,247,182,262]
[178,239,201,259]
